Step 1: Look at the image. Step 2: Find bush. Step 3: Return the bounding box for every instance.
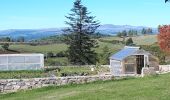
[60,72,89,77]
[126,38,134,46]
[44,67,61,72]
[140,44,167,64]
[56,51,67,57]
[47,52,54,58]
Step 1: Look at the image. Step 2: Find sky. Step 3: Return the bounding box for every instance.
[0,0,169,30]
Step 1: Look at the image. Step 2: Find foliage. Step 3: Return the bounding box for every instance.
[1,43,10,50]
[158,25,170,52]
[0,66,109,79]
[0,70,47,79]
[141,28,153,35]
[98,38,123,44]
[140,44,166,64]
[35,35,66,44]
[45,57,69,66]
[126,38,134,46]
[64,0,100,65]
[17,36,25,42]
[47,52,54,58]
[141,28,147,35]
[128,30,138,36]
[1,37,11,50]
[56,51,67,57]
[99,45,111,65]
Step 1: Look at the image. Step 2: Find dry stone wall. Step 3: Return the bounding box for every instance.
[0,75,113,93]
[141,67,156,77]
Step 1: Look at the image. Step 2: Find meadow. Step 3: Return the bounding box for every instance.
[0,66,109,79]
[0,35,157,66]
[7,35,157,54]
[1,73,170,100]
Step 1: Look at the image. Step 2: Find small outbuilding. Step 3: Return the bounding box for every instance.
[110,46,159,76]
[0,54,44,71]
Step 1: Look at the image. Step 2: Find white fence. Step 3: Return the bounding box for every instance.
[159,65,170,73]
[0,54,44,71]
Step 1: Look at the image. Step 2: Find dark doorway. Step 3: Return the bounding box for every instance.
[136,55,144,74]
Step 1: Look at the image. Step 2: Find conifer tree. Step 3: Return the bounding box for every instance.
[64,0,100,65]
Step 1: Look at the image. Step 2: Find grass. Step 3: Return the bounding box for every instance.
[0,70,48,79]
[0,66,109,79]
[7,40,123,54]
[1,73,170,100]
[100,35,157,45]
[0,35,157,66]
[45,57,69,66]
[0,35,156,55]
[8,43,68,54]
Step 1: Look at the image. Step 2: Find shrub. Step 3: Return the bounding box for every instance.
[47,52,54,58]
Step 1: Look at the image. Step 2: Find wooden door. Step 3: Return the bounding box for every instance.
[136,55,144,74]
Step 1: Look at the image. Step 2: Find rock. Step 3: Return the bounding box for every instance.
[0,75,113,93]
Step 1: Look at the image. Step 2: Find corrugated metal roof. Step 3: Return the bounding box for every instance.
[110,46,140,61]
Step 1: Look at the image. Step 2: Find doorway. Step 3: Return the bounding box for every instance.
[136,55,144,74]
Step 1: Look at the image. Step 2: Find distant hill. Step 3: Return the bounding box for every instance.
[0,24,158,41]
[97,24,158,35]
[0,28,63,41]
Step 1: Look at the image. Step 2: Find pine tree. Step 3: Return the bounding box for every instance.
[141,28,147,35]
[121,30,127,43]
[1,37,10,50]
[99,45,111,65]
[64,0,100,65]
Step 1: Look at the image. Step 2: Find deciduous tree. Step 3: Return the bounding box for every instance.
[158,25,170,52]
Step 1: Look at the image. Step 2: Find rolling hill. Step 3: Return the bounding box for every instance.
[0,24,158,41]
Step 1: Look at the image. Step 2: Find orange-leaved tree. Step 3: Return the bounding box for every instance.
[158,25,170,52]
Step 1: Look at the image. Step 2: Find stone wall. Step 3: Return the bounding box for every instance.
[141,67,156,77]
[159,65,170,73]
[0,75,113,93]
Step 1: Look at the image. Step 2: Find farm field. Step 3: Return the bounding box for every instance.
[0,35,158,66]
[100,35,157,45]
[1,73,170,100]
[0,66,109,79]
[6,35,157,54]
[8,43,68,54]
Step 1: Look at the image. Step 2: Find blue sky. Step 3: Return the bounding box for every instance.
[0,0,169,30]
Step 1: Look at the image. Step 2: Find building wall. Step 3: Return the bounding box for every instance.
[123,56,137,74]
[0,54,44,71]
[110,60,123,76]
[148,55,159,71]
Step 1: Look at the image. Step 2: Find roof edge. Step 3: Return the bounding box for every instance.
[124,46,140,49]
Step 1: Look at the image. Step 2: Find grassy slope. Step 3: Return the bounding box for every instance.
[1,73,170,100]
[0,66,107,79]
[8,43,68,54]
[0,35,157,65]
[8,41,124,54]
[3,35,157,54]
[101,35,157,45]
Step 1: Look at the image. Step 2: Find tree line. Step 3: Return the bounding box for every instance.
[0,37,25,50]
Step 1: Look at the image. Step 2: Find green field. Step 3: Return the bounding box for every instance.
[0,66,109,79]
[0,35,157,66]
[100,35,157,45]
[7,35,157,54]
[1,73,170,100]
[8,43,68,54]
